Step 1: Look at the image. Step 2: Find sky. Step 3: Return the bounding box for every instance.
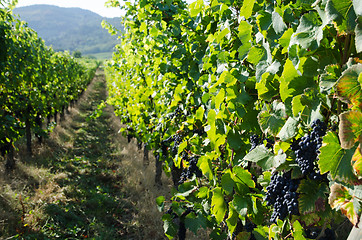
[16,0,124,18]
[16,0,195,18]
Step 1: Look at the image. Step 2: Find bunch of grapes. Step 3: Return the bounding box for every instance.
[250,134,261,150]
[171,132,182,155]
[250,134,274,150]
[179,155,202,184]
[291,119,327,177]
[265,172,300,223]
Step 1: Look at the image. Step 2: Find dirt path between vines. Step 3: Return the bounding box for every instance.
[0,69,172,239]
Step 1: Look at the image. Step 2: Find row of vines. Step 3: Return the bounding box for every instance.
[0,0,99,168]
[105,0,361,239]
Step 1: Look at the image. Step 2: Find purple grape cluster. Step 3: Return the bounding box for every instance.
[266,172,300,223]
[179,155,202,184]
[291,119,327,176]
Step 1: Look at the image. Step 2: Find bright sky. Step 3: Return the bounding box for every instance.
[16,0,195,18]
[16,0,123,18]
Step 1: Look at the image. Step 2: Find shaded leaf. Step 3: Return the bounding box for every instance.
[298,179,329,214]
[319,64,341,93]
[318,132,357,182]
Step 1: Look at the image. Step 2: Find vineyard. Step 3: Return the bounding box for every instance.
[1,0,362,239]
[0,0,99,167]
[104,0,362,239]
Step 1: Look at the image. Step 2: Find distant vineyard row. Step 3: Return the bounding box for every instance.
[105,0,362,239]
[0,0,99,167]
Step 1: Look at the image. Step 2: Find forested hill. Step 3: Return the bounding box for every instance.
[13,4,123,58]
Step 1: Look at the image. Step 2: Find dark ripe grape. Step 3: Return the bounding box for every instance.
[178,155,202,184]
[265,172,299,222]
[250,134,261,150]
[265,138,275,149]
[292,119,327,176]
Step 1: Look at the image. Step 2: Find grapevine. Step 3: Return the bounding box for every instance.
[105,0,362,238]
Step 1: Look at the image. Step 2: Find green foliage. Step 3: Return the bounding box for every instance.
[0,1,99,154]
[105,0,362,238]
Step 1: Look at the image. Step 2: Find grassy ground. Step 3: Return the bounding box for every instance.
[0,69,172,239]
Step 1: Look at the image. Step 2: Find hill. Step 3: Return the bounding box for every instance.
[13,5,123,59]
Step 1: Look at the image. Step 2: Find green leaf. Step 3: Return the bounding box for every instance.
[280,59,312,102]
[227,128,243,151]
[211,187,227,224]
[244,145,286,171]
[339,110,362,149]
[221,169,235,195]
[232,194,248,216]
[196,106,205,121]
[291,89,323,125]
[292,220,307,240]
[198,153,215,181]
[292,11,323,50]
[233,166,255,188]
[256,72,279,101]
[298,179,329,214]
[226,204,239,235]
[320,64,342,93]
[247,46,267,65]
[258,101,287,136]
[237,21,253,60]
[326,0,357,34]
[239,0,256,19]
[185,212,207,234]
[335,64,362,110]
[272,11,287,35]
[356,21,362,53]
[279,28,294,54]
[277,116,299,141]
[318,132,357,182]
[156,196,165,211]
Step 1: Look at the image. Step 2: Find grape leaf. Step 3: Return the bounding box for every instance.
[244,145,286,171]
[226,203,239,235]
[292,220,307,240]
[352,144,362,178]
[256,72,279,101]
[326,0,357,34]
[335,64,362,110]
[339,110,362,149]
[258,101,287,136]
[233,166,255,188]
[318,132,357,182]
[328,183,360,225]
[298,179,329,214]
[277,116,299,141]
[280,59,313,102]
[356,20,362,53]
[232,194,248,217]
[319,64,341,93]
[211,187,227,224]
[239,0,256,19]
